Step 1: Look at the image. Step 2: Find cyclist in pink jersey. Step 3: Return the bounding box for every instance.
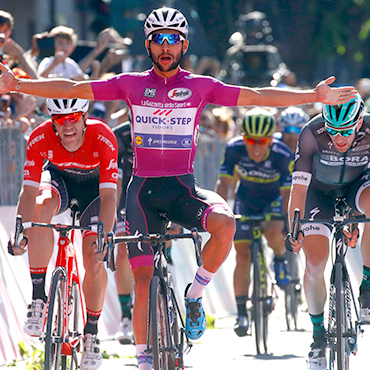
[0,7,356,370]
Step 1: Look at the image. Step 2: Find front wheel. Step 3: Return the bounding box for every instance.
[150,275,175,370]
[284,250,301,331]
[44,267,65,370]
[252,243,268,355]
[329,263,350,370]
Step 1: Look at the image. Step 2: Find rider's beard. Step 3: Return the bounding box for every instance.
[149,48,183,72]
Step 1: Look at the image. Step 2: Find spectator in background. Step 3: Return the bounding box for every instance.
[79,27,132,79]
[0,10,37,79]
[277,107,309,152]
[211,107,235,142]
[37,26,87,80]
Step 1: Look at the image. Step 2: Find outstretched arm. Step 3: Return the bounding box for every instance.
[237,76,356,107]
[0,62,95,99]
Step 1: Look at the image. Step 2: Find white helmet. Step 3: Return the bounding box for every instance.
[47,98,89,116]
[278,107,308,129]
[144,7,188,39]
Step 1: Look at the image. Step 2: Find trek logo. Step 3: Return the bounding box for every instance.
[168,88,192,101]
[144,88,157,98]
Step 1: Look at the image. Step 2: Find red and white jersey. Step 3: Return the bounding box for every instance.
[23,118,118,189]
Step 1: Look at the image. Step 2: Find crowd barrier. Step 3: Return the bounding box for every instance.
[0,128,226,205]
[0,127,27,206]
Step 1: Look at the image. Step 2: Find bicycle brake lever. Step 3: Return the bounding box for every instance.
[97,221,104,253]
[14,215,23,248]
[106,232,117,272]
[191,227,203,267]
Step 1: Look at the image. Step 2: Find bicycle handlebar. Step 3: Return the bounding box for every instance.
[291,208,370,241]
[13,215,105,257]
[106,227,203,273]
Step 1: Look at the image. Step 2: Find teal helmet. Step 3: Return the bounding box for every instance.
[323,93,364,131]
[241,108,276,137]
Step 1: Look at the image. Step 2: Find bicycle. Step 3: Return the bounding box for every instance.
[235,214,290,355]
[13,201,105,370]
[106,227,203,370]
[291,197,370,370]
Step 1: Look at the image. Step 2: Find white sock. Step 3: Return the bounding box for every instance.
[136,344,152,370]
[186,267,215,299]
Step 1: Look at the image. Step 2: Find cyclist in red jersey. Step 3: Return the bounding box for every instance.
[8,98,118,370]
[0,7,356,370]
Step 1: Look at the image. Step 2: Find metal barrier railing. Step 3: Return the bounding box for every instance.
[194,134,226,191]
[0,128,226,205]
[0,127,26,206]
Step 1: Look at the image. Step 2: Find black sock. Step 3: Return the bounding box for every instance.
[84,310,101,335]
[31,272,47,303]
[118,294,132,319]
[236,295,248,317]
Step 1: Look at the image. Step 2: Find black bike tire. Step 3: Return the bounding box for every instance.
[150,275,175,370]
[45,266,65,370]
[284,251,300,331]
[168,273,182,369]
[252,243,264,355]
[67,279,81,370]
[261,254,269,354]
[334,262,350,370]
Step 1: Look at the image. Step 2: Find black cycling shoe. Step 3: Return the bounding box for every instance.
[359,289,370,321]
[234,315,249,337]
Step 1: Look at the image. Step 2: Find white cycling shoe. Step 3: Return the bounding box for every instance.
[80,333,103,370]
[306,340,327,370]
[23,299,47,337]
[115,317,134,345]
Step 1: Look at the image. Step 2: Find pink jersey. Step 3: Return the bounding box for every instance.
[91,68,240,177]
[23,119,118,189]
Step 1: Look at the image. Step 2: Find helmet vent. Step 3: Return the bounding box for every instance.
[53,99,61,109]
[170,10,179,22]
[162,10,169,21]
[153,11,160,22]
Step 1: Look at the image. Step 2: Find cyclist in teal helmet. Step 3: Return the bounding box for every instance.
[286,92,370,369]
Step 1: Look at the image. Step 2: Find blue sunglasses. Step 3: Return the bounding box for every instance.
[148,33,185,45]
[326,127,355,137]
[284,126,302,135]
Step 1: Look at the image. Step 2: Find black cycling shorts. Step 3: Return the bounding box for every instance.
[125,174,231,270]
[40,167,101,229]
[303,169,370,238]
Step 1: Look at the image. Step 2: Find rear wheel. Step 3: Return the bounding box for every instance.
[44,267,65,370]
[150,275,175,370]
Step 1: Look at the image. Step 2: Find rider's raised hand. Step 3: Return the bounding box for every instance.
[0,62,18,93]
[315,76,357,105]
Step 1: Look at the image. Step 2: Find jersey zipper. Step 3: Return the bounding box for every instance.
[338,150,348,184]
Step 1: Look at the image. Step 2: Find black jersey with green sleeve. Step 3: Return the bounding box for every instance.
[219,136,294,208]
[293,114,370,193]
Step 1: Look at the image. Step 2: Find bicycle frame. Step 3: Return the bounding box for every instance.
[47,227,86,356]
[16,215,104,369]
[107,228,203,370]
